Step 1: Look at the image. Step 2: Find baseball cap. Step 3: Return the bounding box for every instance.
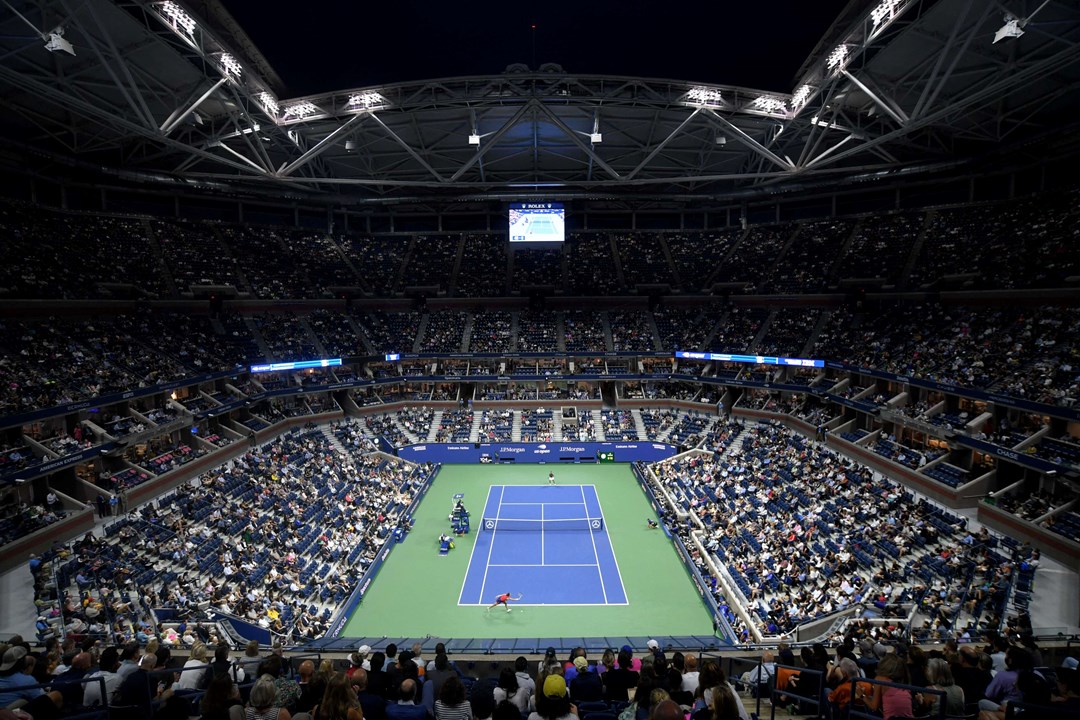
[621,645,634,654]
[0,646,27,672]
[544,647,557,658]
[358,645,371,655]
[543,674,567,698]
[573,657,588,671]
[647,639,659,650]
[1063,656,1079,670]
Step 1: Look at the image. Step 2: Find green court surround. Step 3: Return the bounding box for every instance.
[342,464,716,639]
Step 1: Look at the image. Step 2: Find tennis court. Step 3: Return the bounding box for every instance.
[341,464,715,639]
[458,485,628,606]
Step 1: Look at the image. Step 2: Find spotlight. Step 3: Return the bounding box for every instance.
[468,134,481,146]
[589,132,602,144]
[44,28,75,55]
[994,15,1024,43]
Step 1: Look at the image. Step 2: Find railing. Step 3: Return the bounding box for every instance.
[845,676,946,720]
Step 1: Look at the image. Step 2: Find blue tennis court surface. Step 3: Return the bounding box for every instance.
[458,485,628,606]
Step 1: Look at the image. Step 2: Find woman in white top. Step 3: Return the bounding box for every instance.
[176,643,211,691]
[493,668,531,712]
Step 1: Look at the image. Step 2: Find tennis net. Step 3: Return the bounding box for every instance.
[480,516,604,532]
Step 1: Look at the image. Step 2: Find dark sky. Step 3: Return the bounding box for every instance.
[220,1,853,98]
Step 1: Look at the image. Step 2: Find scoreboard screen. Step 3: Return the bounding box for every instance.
[509,202,565,245]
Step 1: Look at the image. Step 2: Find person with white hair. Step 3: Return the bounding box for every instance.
[242,675,291,720]
[176,643,211,691]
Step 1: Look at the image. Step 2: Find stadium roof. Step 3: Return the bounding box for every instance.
[1,0,1079,207]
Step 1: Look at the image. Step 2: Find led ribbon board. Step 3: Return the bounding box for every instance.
[674,351,823,368]
[249,358,343,373]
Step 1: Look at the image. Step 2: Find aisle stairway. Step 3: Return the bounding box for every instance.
[469,412,483,443]
[631,409,648,440]
[321,426,350,455]
[426,410,444,443]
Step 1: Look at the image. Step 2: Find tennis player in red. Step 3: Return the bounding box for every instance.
[486,592,521,612]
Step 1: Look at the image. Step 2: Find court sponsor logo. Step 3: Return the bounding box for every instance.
[412,445,427,451]
[559,446,585,452]
[537,444,547,449]
[499,446,526,453]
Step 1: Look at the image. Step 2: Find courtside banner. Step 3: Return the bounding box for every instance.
[397,441,679,464]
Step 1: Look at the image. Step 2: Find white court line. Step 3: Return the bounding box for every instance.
[540,499,545,565]
[458,484,497,605]
[462,601,629,607]
[580,484,608,604]
[477,485,504,605]
[499,501,583,505]
[489,563,599,567]
[588,483,628,605]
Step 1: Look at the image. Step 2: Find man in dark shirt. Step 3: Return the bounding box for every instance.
[951,646,992,704]
[52,652,92,710]
[601,648,639,703]
[115,653,159,717]
[385,651,419,702]
[569,657,603,702]
[352,669,387,720]
[385,679,431,720]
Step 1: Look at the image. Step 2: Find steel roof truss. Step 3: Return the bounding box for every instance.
[703,109,793,171]
[534,101,622,181]
[363,111,445,182]
[278,111,370,178]
[449,101,537,182]
[911,0,987,119]
[842,69,908,125]
[160,77,225,134]
[66,0,157,130]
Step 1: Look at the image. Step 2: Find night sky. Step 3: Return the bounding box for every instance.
[220,1,853,98]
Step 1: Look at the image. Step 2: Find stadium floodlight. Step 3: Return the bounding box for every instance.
[159,1,196,36]
[257,92,279,117]
[685,86,723,105]
[826,44,849,73]
[347,92,384,109]
[284,101,320,119]
[870,0,903,30]
[468,133,481,146]
[994,14,1024,43]
[752,96,786,114]
[590,132,602,144]
[790,84,814,109]
[219,53,242,78]
[44,27,74,55]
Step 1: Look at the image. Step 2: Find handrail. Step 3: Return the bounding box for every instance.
[845,675,946,720]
